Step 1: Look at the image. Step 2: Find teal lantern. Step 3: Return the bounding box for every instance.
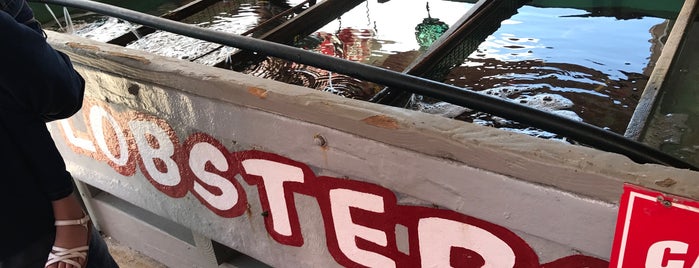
[415,2,449,48]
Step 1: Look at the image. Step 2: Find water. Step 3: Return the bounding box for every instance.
[46,0,308,65]
[240,0,476,100]
[126,0,308,65]
[39,0,192,41]
[238,1,666,138]
[32,0,189,23]
[71,16,138,42]
[427,6,666,136]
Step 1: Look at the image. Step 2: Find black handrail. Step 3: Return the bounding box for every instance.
[32,0,699,171]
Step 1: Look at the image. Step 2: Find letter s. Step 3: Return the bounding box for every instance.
[185,133,247,218]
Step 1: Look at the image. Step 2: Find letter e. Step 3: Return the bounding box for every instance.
[329,188,396,268]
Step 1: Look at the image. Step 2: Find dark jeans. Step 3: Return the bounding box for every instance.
[0,227,119,268]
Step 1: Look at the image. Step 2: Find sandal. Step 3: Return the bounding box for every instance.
[45,214,91,268]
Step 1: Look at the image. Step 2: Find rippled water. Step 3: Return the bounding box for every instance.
[126,0,307,65]
[71,16,138,42]
[425,6,666,136]
[50,0,307,65]
[39,0,189,39]
[239,1,666,138]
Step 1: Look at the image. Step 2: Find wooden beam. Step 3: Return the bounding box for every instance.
[624,0,699,140]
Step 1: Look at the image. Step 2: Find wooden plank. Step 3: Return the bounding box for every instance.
[73,180,104,231]
[219,255,271,268]
[624,0,699,140]
[90,192,219,268]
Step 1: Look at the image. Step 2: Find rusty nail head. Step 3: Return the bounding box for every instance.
[314,134,327,147]
[657,196,672,208]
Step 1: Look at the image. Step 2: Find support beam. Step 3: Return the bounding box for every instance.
[624,0,699,140]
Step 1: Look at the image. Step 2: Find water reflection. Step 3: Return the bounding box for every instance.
[446,58,645,134]
[240,0,473,100]
[55,0,308,65]
[126,0,307,65]
[428,6,665,136]
[241,3,664,137]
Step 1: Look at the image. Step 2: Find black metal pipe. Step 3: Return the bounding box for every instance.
[31,0,699,171]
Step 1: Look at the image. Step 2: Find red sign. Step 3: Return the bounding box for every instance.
[610,184,699,267]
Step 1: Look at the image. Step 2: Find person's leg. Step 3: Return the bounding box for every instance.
[0,234,53,268]
[1,226,119,268]
[86,227,119,268]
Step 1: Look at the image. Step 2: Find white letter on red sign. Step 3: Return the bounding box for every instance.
[90,106,129,166]
[418,217,515,268]
[241,159,304,237]
[60,119,96,153]
[190,142,238,211]
[329,188,395,268]
[129,120,181,187]
[646,241,697,268]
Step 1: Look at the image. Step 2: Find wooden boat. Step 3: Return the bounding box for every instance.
[38,0,699,266]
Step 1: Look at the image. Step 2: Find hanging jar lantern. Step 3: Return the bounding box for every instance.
[415,2,449,48]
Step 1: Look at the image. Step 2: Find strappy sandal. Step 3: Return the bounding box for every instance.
[45,214,91,268]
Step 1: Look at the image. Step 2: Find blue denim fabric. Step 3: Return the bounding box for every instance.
[0,0,43,34]
[85,228,120,268]
[0,227,120,268]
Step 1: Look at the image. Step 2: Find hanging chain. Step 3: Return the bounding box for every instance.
[426,2,432,18]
